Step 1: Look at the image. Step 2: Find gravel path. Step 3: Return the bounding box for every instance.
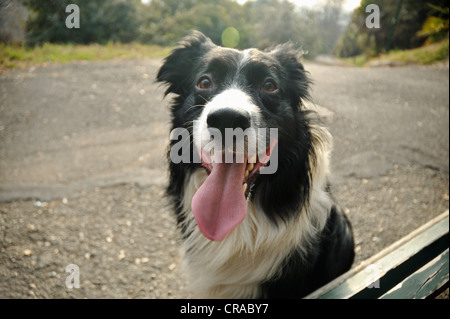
[0,59,448,298]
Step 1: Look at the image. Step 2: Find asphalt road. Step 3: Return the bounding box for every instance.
[0,59,448,298]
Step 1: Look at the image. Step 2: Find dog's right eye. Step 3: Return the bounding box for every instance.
[197,77,213,90]
[261,79,278,93]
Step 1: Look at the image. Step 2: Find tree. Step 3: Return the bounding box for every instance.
[23,0,140,45]
[0,0,28,44]
[417,4,449,44]
[139,0,246,47]
[335,0,449,58]
[243,0,302,49]
[241,0,346,57]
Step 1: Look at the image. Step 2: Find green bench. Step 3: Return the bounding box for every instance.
[306,210,449,299]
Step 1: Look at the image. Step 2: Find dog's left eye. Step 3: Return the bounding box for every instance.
[197,77,213,90]
[261,80,278,93]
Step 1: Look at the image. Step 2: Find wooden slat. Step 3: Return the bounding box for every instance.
[380,249,449,299]
[305,210,449,299]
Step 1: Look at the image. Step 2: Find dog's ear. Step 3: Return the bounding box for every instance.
[157,31,214,96]
[269,43,311,108]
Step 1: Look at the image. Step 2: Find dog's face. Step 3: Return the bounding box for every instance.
[157,31,313,241]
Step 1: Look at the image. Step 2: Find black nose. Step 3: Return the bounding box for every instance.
[207,108,251,134]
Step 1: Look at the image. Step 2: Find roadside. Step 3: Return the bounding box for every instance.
[337,39,449,67]
[0,43,171,74]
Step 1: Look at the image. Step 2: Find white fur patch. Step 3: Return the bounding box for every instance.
[193,88,262,155]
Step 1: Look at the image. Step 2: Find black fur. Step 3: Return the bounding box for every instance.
[261,205,355,298]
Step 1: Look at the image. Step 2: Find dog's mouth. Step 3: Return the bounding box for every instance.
[191,139,278,241]
[200,151,267,198]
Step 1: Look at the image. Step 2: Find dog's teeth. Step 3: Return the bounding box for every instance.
[242,183,248,194]
[248,154,257,164]
[245,170,249,178]
[246,163,254,172]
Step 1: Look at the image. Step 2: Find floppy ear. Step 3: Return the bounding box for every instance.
[269,43,311,108]
[157,31,215,97]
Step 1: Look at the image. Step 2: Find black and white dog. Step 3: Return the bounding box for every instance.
[157,31,354,298]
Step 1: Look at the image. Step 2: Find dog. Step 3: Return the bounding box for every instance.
[156,31,354,298]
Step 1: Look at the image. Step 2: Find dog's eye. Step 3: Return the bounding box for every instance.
[197,77,213,90]
[261,80,277,93]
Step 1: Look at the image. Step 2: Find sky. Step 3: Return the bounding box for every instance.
[236,0,362,12]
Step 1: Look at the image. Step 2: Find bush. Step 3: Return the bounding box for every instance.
[23,0,140,45]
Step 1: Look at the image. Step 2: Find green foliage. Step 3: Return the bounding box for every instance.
[11,0,448,67]
[22,0,140,45]
[417,4,449,44]
[138,0,348,57]
[0,42,171,72]
[344,38,449,66]
[19,0,348,57]
[335,0,449,58]
[138,0,247,47]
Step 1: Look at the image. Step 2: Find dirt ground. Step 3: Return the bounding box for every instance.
[0,59,448,298]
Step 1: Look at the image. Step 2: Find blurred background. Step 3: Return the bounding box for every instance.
[1,0,449,65]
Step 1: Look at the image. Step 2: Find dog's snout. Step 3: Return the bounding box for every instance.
[207,108,251,133]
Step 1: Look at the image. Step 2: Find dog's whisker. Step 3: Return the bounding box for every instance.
[198,95,208,104]
[185,104,205,113]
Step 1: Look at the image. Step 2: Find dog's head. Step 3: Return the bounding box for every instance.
[157,31,315,241]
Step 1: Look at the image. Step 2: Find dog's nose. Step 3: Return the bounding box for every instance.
[207,108,251,133]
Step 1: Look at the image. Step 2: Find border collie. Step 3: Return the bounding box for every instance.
[157,31,354,298]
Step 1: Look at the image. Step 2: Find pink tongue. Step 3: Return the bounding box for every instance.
[191,160,247,241]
